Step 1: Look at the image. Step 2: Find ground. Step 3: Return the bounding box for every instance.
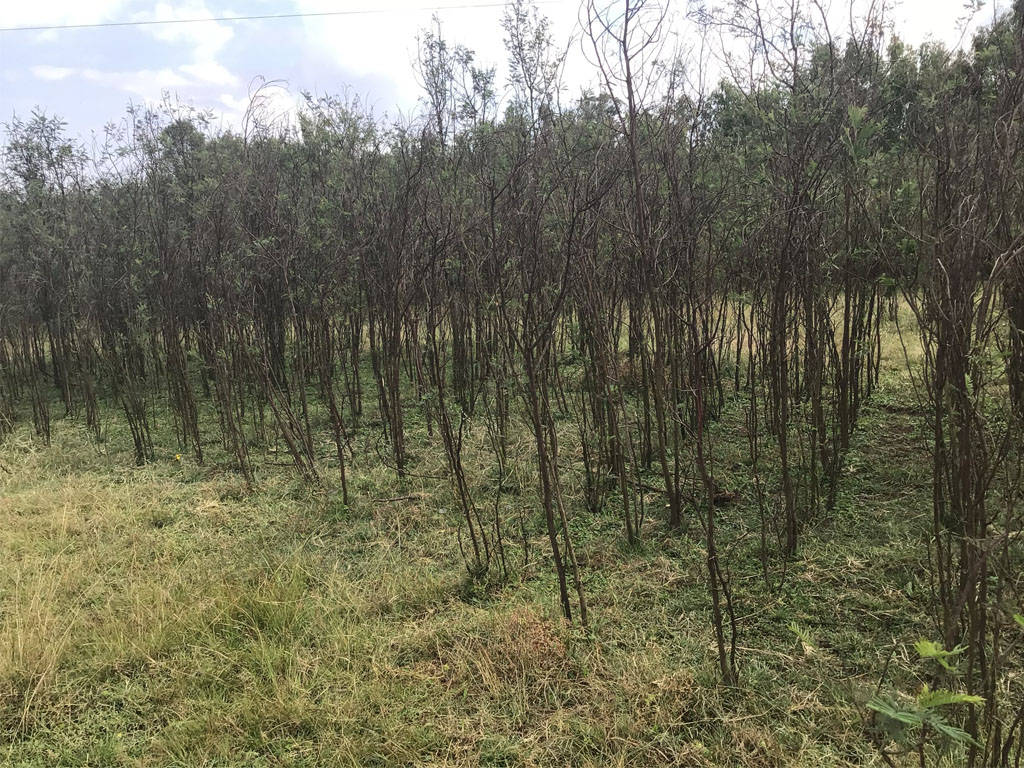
[0,316,949,767]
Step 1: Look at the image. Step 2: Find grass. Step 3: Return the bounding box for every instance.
[0,314,961,767]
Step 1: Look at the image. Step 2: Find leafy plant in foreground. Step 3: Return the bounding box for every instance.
[867,640,983,766]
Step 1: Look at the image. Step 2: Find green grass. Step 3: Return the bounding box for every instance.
[0,317,960,767]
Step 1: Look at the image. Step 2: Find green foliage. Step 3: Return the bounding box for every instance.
[787,621,818,655]
[867,640,985,761]
[867,688,980,748]
[914,639,966,672]
[2,1,1023,765]
[916,687,984,709]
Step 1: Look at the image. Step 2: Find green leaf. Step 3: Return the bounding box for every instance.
[914,639,944,657]
[914,639,965,671]
[917,686,984,709]
[868,696,923,727]
[866,697,898,717]
[787,622,818,654]
[847,105,867,127]
[927,718,977,745]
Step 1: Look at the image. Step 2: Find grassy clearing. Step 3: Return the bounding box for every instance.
[0,317,947,767]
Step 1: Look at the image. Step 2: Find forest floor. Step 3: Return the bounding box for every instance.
[0,313,948,767]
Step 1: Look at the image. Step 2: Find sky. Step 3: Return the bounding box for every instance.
[0,0,1012,140]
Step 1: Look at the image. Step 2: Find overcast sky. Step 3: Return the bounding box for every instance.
[0,0,1011,139]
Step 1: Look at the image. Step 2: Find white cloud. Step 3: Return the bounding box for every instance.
[1,0,131,44]
[219,93,250,113]
[82,67,191,95]
[130,2,239,93]
[289,0,610,114]
[140,1,234,59]
[28,60,229,102]
[0,0,128,30]
[181,61,238,87]
[292,0,549,111]
[12,1,241,112]
[4,0,1016,138]
[891,0,1009,48]
[31,65,73,80]
[216,84,301,132]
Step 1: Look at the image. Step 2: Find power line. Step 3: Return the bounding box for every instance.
[0,2,559,33]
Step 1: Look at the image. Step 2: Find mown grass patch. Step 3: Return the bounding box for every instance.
[0,324,951,767]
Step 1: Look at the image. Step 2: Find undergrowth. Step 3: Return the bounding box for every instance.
[0,323,947,767]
